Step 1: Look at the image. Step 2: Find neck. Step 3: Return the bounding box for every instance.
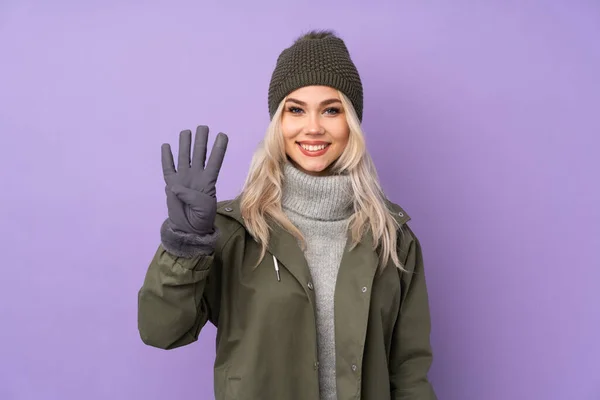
[281,162,353,221]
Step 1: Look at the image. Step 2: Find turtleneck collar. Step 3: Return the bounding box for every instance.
[281,162,354,221]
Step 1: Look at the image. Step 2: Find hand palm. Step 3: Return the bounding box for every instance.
[161,126,228,235]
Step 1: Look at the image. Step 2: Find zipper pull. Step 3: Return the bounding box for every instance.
[272,255,281,282]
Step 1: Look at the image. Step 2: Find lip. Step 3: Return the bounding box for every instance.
[297,141,330,145]
[297,142,330,157]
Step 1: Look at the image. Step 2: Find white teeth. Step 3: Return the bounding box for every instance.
[300,144,327,151]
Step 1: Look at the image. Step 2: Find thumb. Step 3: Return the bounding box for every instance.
[169,184,205,206]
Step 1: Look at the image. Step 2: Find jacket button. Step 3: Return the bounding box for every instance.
[351,364,358,372]
[314,362,319,370]
[398,211,404,217]
[361,286,367,293]
[307,282,314,290]
[224,207,233,212]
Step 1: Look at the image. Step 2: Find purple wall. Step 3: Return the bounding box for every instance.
[1,1,599,399]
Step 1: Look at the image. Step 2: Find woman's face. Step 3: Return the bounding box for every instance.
[281,85,350,176]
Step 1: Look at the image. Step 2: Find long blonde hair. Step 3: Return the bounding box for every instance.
[239,91,404,270]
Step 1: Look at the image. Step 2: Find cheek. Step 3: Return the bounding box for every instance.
[281,122,296,153]
[328,122,350,145]
[281,119,298,141]
[340,128,350,144]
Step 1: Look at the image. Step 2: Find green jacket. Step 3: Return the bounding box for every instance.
[138,198,437,399]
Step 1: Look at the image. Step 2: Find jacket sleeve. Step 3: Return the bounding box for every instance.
[137,219,224,350]
[389,227,437,399]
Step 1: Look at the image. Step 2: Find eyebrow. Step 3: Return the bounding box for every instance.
[285,98,342,107]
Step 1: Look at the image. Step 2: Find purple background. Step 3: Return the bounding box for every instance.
[1,1,599,399]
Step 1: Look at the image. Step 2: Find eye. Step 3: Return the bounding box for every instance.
[324,107,341,115]
[287,106,304,114]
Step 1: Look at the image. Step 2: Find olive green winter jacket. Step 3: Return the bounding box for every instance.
[138,198,437,399]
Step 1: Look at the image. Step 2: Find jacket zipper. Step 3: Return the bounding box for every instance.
[272,254,281,282]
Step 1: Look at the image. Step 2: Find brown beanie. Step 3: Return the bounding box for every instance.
[268,30,364,121]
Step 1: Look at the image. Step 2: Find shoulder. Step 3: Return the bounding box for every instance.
[212,198,247,247]
[216,198,243,220]
[383,198,420,266]
[384,198,412,227]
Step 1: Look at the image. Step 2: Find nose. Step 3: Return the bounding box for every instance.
[306,113,325,135]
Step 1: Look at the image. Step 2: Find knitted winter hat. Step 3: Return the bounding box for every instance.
[268,30,364,121]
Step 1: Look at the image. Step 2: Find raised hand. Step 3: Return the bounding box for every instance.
[161,125,228,235]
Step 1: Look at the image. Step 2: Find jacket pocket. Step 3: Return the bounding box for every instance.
[214,364,242,399]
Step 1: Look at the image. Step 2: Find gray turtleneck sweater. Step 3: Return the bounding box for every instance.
[281,163,354,400]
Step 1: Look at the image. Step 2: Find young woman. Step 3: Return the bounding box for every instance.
[138,30,437,400]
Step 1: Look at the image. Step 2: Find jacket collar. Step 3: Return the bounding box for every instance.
[217,197,411,228]
[216,197,411,280]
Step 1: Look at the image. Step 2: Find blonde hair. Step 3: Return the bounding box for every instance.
[239,91,404,270]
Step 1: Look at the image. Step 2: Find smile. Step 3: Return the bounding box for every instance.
[300,143,328,151]
[297,142,331,157]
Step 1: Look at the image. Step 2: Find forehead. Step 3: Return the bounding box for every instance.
[287,85,340,100]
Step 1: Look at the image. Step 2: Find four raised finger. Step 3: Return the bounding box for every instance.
[204,132,229,182]
[161,143,176,182]
[191,125,209,170]
[177,130,192,171]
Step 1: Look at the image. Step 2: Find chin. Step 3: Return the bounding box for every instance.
[294,159,333,176]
